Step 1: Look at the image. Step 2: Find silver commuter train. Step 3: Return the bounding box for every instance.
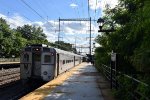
[20,44,82,81]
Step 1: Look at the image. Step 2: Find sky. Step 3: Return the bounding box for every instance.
[0,0,118,54]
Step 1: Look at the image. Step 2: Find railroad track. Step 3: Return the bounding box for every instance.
[0,67,46,100]
[0,68,20,86]
[0,80,46,100]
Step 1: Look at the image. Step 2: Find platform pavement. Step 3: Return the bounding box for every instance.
[20,63,114,100]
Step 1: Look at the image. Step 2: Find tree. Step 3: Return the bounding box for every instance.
[0,18,49,57]
[51,41,76,53]
[95,0,150,73]
[16,25,48,45]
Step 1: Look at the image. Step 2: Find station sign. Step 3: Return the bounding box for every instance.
[111,53,116,62]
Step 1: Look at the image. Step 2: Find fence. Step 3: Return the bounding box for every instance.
[98,64,150,100]
[0,58,20,62]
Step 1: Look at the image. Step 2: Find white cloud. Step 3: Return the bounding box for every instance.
[0,13,7,19]
[0,13,99,54]
[70,3,78,8]
[0,13,31,28]
[89,0,118,11]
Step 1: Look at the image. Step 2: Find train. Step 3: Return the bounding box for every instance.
[20,44,82,82]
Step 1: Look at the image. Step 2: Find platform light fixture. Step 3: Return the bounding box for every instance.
[97,18,105,31]
[97,18,115,33]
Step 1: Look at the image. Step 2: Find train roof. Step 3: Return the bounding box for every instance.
[23,44,82,57]
[53,48,82,57]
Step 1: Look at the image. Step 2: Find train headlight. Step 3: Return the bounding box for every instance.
[43,71,48,75]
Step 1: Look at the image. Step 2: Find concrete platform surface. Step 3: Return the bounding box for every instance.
[20,63,104,100]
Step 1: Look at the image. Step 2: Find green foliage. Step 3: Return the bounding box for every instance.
[0,18,49,57]
[95,0,150,75]
[53,41,77,53]
[0,18,76,57]
[95,0,150,99]
[16,25,48,45]
[137,83,150,100]
[113,76,133,100]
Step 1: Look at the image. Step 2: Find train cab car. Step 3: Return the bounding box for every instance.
[20,44,56,81]
[20,44,82,82]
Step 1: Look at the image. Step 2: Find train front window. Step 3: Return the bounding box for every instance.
[23,53,29,62]
[34,54,41,61]
[44,55,52,63]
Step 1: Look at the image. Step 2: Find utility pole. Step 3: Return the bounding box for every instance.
[75,37,77,51]
[58,17,60,45]
[88,0,90,17]
[89,17,91,55]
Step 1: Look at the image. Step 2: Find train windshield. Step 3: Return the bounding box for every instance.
[34,53,41,61]
[44,55,54,64]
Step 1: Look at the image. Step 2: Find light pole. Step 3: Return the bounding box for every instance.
[97,17,117,89]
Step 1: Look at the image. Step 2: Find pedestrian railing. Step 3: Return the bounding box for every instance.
[97,64,150,100]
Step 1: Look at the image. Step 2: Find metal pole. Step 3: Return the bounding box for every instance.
[75,37,76,50]
[111,60,113,89]
[89,17,91,55]
[88,0,90,17]
[58,17,60,46]
[115,53,118,89]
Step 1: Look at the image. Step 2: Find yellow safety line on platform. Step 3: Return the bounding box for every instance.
[20,63,86,100]
[0,62,20,64]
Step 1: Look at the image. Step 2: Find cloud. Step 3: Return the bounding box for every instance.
[89,0,119,11]
[70,3,78,8]
[0,13,31,28]
[0,13,99,54]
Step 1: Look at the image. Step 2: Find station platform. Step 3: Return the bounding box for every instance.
[0,62,20,64]
[20,63,114,100]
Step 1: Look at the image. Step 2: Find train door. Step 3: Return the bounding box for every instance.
[20,52,32,79]
[57,54,59,76]
[32,53,41,76]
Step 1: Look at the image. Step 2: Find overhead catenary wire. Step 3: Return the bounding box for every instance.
[70,0,80,18]
[94,0,98,21]
[21,0,56,31]
[20,0,47,22]
[0,2,33,22]
[74,0,81,18]
[81,0,85,18]
[50,0,64,18]
[34,0,49,18]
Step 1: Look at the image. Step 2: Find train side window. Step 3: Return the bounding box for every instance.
[63,60,65,64]
[44,55,51,63]
[23,54,29,62]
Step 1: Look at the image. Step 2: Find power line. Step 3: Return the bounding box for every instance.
[34,0,49,18]
[81,0,85,18]
[50,0,64,17]
[74,0,81,18]
[20,0,46,21]
[0,2,33,22]
[21,0,56,30]
[94,0,98,21]
[70,0,80,18]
